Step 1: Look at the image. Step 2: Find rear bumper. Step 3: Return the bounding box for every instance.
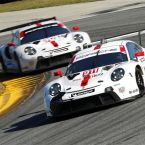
[50,91,121,116]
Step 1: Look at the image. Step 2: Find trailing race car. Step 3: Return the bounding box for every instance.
[44,40,145,117]
[0,17,91,73]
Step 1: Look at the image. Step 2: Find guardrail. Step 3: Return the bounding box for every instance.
[87,29,145,48]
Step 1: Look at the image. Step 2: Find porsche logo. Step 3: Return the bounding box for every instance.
[0,83,5,95]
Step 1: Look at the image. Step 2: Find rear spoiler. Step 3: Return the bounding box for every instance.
[83,29,145,49]
[0,16,56,33]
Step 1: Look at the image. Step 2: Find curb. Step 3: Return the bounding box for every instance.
[0,73,46,117]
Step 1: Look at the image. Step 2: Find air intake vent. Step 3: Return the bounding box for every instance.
[33,41,40,44]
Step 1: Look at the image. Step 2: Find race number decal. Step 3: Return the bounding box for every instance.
[83,68,99,76]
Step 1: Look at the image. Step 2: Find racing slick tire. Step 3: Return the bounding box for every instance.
[135,69,144,96]
[14,52,22,73]
[0,54,6,72]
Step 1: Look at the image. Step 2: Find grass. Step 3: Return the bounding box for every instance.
[0,0,98,13]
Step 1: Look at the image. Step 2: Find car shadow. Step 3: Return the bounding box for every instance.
[3,101,130,133]
[0,63,67,82]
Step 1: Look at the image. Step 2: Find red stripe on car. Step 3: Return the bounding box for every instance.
[94,44,101,50]
[20,31,25,38]
[36,23,43,27]
[50,40,59,47]
[58,23,64,27]
[81,75,91,87]
[120,45,126,53]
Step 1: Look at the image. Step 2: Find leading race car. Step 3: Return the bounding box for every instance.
[0,17,91,73]
[44,40,145,117]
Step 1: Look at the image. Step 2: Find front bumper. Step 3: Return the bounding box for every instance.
[50,91,121,116]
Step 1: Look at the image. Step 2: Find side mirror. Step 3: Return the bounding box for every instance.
[53,70,63,77]
[135,51,144,57]
[8,41,15,47]
[72,26,80,31]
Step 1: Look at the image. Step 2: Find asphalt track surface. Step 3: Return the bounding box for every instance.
[1,7,145,145]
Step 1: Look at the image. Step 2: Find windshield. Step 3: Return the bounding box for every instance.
[66,52,128,75]
[21,26,69,44]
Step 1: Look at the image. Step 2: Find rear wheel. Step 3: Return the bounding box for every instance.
[135,69,144,96]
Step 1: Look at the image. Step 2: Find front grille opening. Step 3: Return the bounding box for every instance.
[50,93,120,116]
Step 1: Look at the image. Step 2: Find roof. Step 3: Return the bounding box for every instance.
[18,20,60,32]
[73,40,129,63]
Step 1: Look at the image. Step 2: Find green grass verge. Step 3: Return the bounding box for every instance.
[0,0,98,13]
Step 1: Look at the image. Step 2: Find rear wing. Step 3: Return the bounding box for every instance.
[84,29,145,49]
[0,16,56,33]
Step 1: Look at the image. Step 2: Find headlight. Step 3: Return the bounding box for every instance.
[111,68,125,81]
[49,83,61,96]
[24,47,36,55]
[74,34,84,43]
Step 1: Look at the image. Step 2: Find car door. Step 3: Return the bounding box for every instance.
[126,41,145,72]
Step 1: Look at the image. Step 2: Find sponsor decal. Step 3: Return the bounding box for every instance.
[45,46,69,54]
[129,89,138,94]
[139,57,145,62]
[71,89,95,97]
[118,87,125,93]
[99,48,118,54]
[76,48,118,61]
[75,52,96,60]
[92,73,103,78]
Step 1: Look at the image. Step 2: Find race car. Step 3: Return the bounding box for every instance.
[0,17,91,73]
[44,40,145,117]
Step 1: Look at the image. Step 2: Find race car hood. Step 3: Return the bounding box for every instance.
[55,64,118,92]
[31,33,73,48]
[15,33,75,57]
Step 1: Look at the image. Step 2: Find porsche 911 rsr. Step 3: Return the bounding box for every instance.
[0,17,91,73]
[44,40,145,117]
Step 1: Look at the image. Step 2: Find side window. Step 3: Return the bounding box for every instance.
[126,42,142,60]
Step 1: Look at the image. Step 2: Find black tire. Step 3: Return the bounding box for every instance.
[14,52,22,73]
[0,55,6,72]
[135,69,144,96]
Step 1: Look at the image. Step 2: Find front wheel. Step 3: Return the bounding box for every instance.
[14,52,22,73]
[135,69,144,96]
[0,55,6,72]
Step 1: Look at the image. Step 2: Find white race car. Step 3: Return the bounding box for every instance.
[0,17,91,73]
[44,40,145,117]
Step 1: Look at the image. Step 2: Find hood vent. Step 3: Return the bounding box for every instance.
[67,73,80,80]
[33,40,40,44]
[102,65,113,71]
